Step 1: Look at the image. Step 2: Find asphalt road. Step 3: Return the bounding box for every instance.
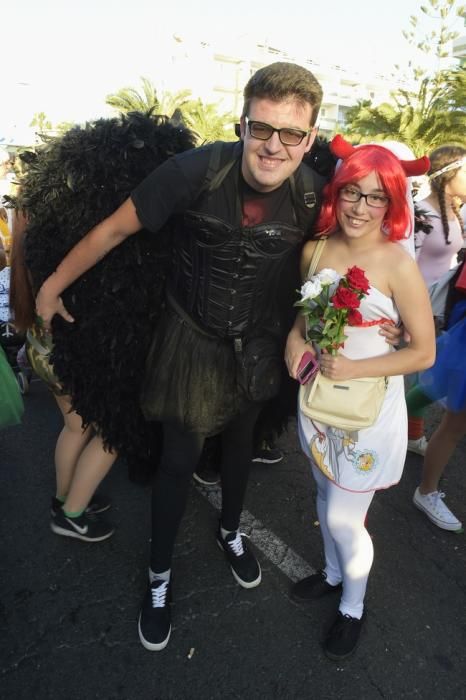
[1,380,465,700]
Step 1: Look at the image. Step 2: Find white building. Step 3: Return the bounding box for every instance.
[160,34,415,137]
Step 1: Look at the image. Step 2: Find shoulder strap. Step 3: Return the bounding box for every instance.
[202,141,242,195]
[202,141,223,190]
[290,163,320,234]
[306,237,328,278]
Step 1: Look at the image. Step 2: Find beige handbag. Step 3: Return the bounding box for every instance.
[299,372,388,432]
[298,238,388,432]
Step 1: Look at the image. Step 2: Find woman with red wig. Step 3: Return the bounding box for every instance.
[285,137,435,661]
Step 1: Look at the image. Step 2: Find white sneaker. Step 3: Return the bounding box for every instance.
[413,487,463,532]
[407,436,428,456]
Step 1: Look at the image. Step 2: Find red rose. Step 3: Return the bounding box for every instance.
[346,266,370,293]
[331,286,360,310]
[347,309,363,326]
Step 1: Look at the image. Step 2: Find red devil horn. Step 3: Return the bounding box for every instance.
[399,156,430,177]
[330,134,430,177]
[330,135,356,160]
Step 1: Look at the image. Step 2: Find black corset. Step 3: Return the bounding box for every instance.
[169,210,304,338]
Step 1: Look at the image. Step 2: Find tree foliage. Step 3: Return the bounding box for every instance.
[344,0,466,153]
[29,112,52,133]
[175,99,236,144]
[105,76,161,115]
[105,77,236,145]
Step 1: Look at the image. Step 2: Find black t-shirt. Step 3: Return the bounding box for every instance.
[131,144,210,233]
[131,141,321,234]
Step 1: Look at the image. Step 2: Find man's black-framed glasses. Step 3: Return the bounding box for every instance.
[339,186,390,209]
[245,117,311,146]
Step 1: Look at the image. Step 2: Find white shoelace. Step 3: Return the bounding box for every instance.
[425,491,458,519]
[431,491,449,512]
[151,580,169,608]
[227,532,247,556]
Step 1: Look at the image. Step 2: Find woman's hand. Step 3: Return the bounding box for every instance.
[285,327,311,379]
[35,283,74,330]
[319,350,355,381]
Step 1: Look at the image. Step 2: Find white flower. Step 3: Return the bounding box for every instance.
[317,268,340,286]
[300,278,323,301]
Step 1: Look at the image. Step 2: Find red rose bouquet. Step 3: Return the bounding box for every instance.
[296,266,370,355]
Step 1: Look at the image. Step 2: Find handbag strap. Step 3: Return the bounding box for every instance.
[306,237,328,279]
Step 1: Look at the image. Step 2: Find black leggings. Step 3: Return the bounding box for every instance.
[150,402,263,573]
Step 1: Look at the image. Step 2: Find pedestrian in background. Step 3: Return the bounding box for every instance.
[407,146,466,456]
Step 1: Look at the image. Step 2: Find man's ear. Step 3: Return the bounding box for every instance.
[239,116,247,141]
[304,127,318,154]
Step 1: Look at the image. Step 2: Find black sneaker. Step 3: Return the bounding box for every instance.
[252,440,283,464]
[193,468,220,486]
[216,528,261,588]
[291,570,342,602]
[51,493,111,517]
[50,508,114,542]
[138,579,172,651]
[324,611,366,661]
[193,437,221,485]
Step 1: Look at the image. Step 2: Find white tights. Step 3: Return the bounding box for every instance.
[312,464,375,619]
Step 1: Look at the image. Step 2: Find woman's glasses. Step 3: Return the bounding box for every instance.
[339,186,390,208]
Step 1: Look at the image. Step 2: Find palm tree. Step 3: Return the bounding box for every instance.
[158,89,192,119]
[106,77,193,120]
[180,99,236,145]
[106,79,237,145]
[29,112,52,133]
[106,77,160,115]
[343,72,465,155]
[343,0,466,153]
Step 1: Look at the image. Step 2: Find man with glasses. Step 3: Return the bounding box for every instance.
[35,61,325,651]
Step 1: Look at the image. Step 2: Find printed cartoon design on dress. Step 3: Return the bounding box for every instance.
[309,427,358,482]
[352,449,379,475]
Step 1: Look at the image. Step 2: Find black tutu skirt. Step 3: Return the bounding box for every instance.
[140,306,253,435]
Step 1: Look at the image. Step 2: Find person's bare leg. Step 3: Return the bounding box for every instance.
[54,394,92,500]
[419,408,466,495]
[63,434,117,514]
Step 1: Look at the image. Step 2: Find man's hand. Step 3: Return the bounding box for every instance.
[35,284,74,330]
[379,322,404,346]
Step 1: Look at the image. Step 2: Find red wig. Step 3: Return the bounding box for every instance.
[317,144,411,242]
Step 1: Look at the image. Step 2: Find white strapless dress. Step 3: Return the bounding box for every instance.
[298,281,407,492]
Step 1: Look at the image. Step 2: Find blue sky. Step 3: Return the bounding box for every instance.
[3,0,462,140]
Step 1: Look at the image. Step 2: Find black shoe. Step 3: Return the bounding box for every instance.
[138,579,172,651]
[192,467,220,486]
[324,611,366,661]
[252,440,283,464]
[84,492,111,515]
[50,508,114,542]
[291,570,342,602]
[216,527,261,588]
[193,436,221,485]
[51,492,111,517]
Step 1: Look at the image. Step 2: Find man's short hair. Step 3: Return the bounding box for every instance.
[242,62,323,126]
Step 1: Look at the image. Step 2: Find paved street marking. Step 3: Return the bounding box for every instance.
[196,484,315,583]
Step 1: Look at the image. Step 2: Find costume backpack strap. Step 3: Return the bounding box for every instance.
[306,237,328,279]
[289,163,322,235]
[202,141,242,195]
